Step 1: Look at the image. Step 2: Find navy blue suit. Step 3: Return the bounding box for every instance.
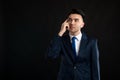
[46,32,100,80]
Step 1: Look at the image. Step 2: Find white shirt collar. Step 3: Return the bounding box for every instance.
[69,32,82,41]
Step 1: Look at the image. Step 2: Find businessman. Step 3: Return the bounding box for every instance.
[46,9,100,80]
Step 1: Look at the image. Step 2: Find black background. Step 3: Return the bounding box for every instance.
[1,0,120,80]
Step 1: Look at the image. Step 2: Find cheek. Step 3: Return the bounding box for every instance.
[76,24,81,29]
[78,23,84,28]
[74,26,80,31]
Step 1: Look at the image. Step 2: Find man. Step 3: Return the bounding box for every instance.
[46,9,100,80]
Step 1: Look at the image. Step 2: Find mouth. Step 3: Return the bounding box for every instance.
[70,26,75,29]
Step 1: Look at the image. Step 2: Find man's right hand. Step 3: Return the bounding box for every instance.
[58,19,69,36]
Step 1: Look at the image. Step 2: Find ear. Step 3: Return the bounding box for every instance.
[81,22,85,28]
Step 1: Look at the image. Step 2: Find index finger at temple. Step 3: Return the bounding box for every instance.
[64,19,68,23]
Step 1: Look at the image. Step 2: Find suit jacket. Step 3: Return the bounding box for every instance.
[46,32,100,80]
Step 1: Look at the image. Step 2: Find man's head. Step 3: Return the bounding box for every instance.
[67,9,85,21]
[66,9,85,35]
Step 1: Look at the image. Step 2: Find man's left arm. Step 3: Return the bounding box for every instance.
[91,39,100,80]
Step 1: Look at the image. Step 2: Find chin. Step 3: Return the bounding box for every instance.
[69,31,76,34]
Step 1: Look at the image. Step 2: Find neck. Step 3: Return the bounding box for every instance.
[70,30,81,36]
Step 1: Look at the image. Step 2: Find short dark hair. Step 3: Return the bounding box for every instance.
[67,8,85,21]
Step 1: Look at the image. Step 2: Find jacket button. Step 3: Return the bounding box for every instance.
[74,66,76,69]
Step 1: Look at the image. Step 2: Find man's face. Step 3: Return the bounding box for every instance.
[67,14,84,34]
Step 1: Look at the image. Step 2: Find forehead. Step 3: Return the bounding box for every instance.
[68,14,83,19]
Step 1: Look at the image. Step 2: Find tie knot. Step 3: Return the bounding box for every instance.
[72,36,76,41]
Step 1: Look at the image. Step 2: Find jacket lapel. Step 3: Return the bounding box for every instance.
[78,33,88,56]
[62,35,75,62]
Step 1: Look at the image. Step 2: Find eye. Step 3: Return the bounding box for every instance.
[75,19,79,22]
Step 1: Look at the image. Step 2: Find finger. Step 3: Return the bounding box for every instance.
[64,19,68,23]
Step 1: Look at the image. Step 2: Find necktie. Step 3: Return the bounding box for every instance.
[72,37,77,59]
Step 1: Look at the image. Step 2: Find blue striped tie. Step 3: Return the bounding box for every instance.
[72,37,77,59]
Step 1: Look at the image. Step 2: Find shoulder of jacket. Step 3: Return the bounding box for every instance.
[84,33,98,42]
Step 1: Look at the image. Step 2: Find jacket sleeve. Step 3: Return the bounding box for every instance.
[91,39,100,80]
[45,35,62,59]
